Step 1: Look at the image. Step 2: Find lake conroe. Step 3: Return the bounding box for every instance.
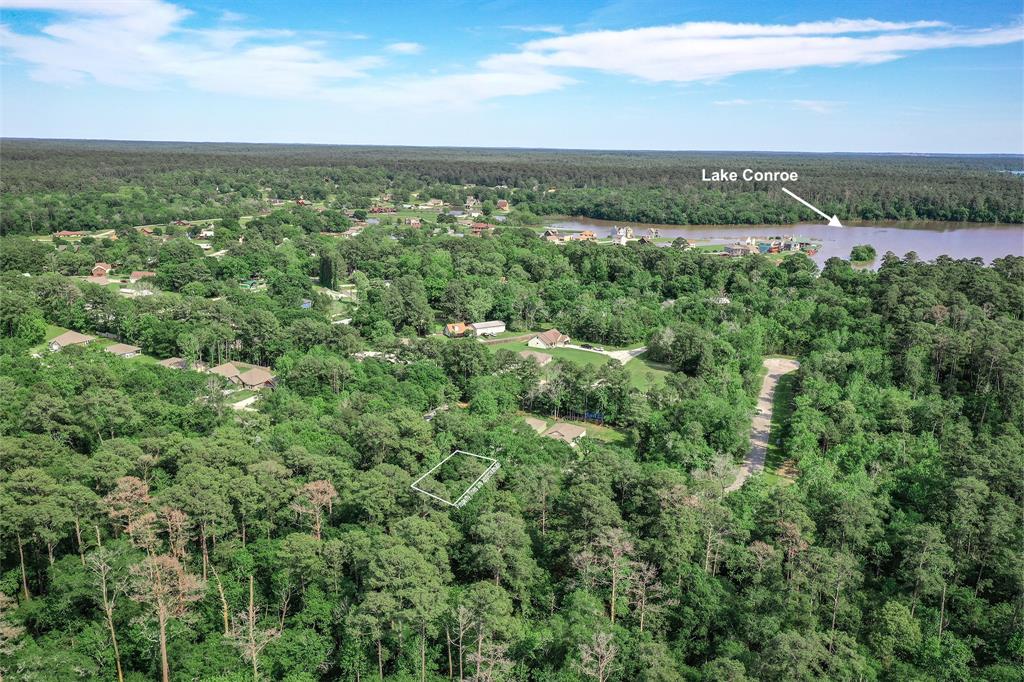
[548,217,1024,268]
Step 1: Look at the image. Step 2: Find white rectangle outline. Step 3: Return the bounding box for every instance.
[410,450,500,508]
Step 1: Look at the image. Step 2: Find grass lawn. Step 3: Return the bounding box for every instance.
[32,325,160,365]
[227,389,258,403]
[520,412,626,444]
[492,341,672,390]
[625,353,674,390]
[491,340,608,367]
[43,324,68,341]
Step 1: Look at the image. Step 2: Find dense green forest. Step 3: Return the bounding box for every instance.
[1,139,1022,235]
[1,208,1022,681]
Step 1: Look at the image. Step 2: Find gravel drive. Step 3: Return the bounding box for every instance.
[725,357,800,492]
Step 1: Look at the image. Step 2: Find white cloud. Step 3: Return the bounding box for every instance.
[502,24,565,35]
[790,99,845,114]
[0,0,381,95]
[0,3,1020,112]
[482,18,1024,84]
[714,98,755,106]
[386,41,423,55]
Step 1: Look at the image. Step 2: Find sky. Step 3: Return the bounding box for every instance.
[0,0,1022,153]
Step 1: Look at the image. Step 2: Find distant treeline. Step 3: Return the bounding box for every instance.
[1,138,1022,234]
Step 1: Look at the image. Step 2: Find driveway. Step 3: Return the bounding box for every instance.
[725,357,800,492]
[562,344,648,364]
[231,395,260,411]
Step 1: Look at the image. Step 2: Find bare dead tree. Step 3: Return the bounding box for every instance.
[159,507,191,561]
[88,547,127,682]
[129,555,205,682]
[102,476,151,540]
[578,632,617,682]
[0,592,26,682]
[466,641,513,682]
[229,575,281,682]
[290,480,338,540]
[572,527,634,624]
[626,562,675,633]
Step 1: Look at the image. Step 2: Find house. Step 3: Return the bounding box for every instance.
[300,299,313,309]
[470,320,506,336]
[92,262,113,277]
[575,230,596,242]
[523,416,548,434]
[159,357,188,370]
[209,362,242,384]
[172,220,190,226]
[726,243,759,257]
[544,423,587,445]
[470,223,492,236]
[198,227,215,238]
[528,329,570,349]
[49,330,96,352]
[140,227,155,236]
[496,199,509,210]
[465,196,480,208]
[445,322,469,337]
[405,218,422,228]
[238,367,276,390]
[518,350,553,367]
[104,343,141,358]
[637,236,654,245]
[424,198,444,208]
[55,230,86,238]
[130,271,156,283]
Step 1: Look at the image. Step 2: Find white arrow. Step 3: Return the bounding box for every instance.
[782,187,842,227]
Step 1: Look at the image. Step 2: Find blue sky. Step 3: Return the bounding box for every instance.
[1,0,1022,152]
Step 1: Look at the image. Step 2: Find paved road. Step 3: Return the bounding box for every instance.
[725,357,800,492]
[562,344,648,364]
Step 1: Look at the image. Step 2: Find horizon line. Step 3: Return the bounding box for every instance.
[2,136,1022,158]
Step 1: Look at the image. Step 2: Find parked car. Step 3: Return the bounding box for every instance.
[581,343,593,349]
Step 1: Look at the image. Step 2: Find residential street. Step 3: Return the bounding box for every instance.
[725,357,800,492]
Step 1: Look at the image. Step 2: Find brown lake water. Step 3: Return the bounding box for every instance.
[548,217,1024,268]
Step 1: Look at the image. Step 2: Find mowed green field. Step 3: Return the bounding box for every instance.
[489,340,672,390]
